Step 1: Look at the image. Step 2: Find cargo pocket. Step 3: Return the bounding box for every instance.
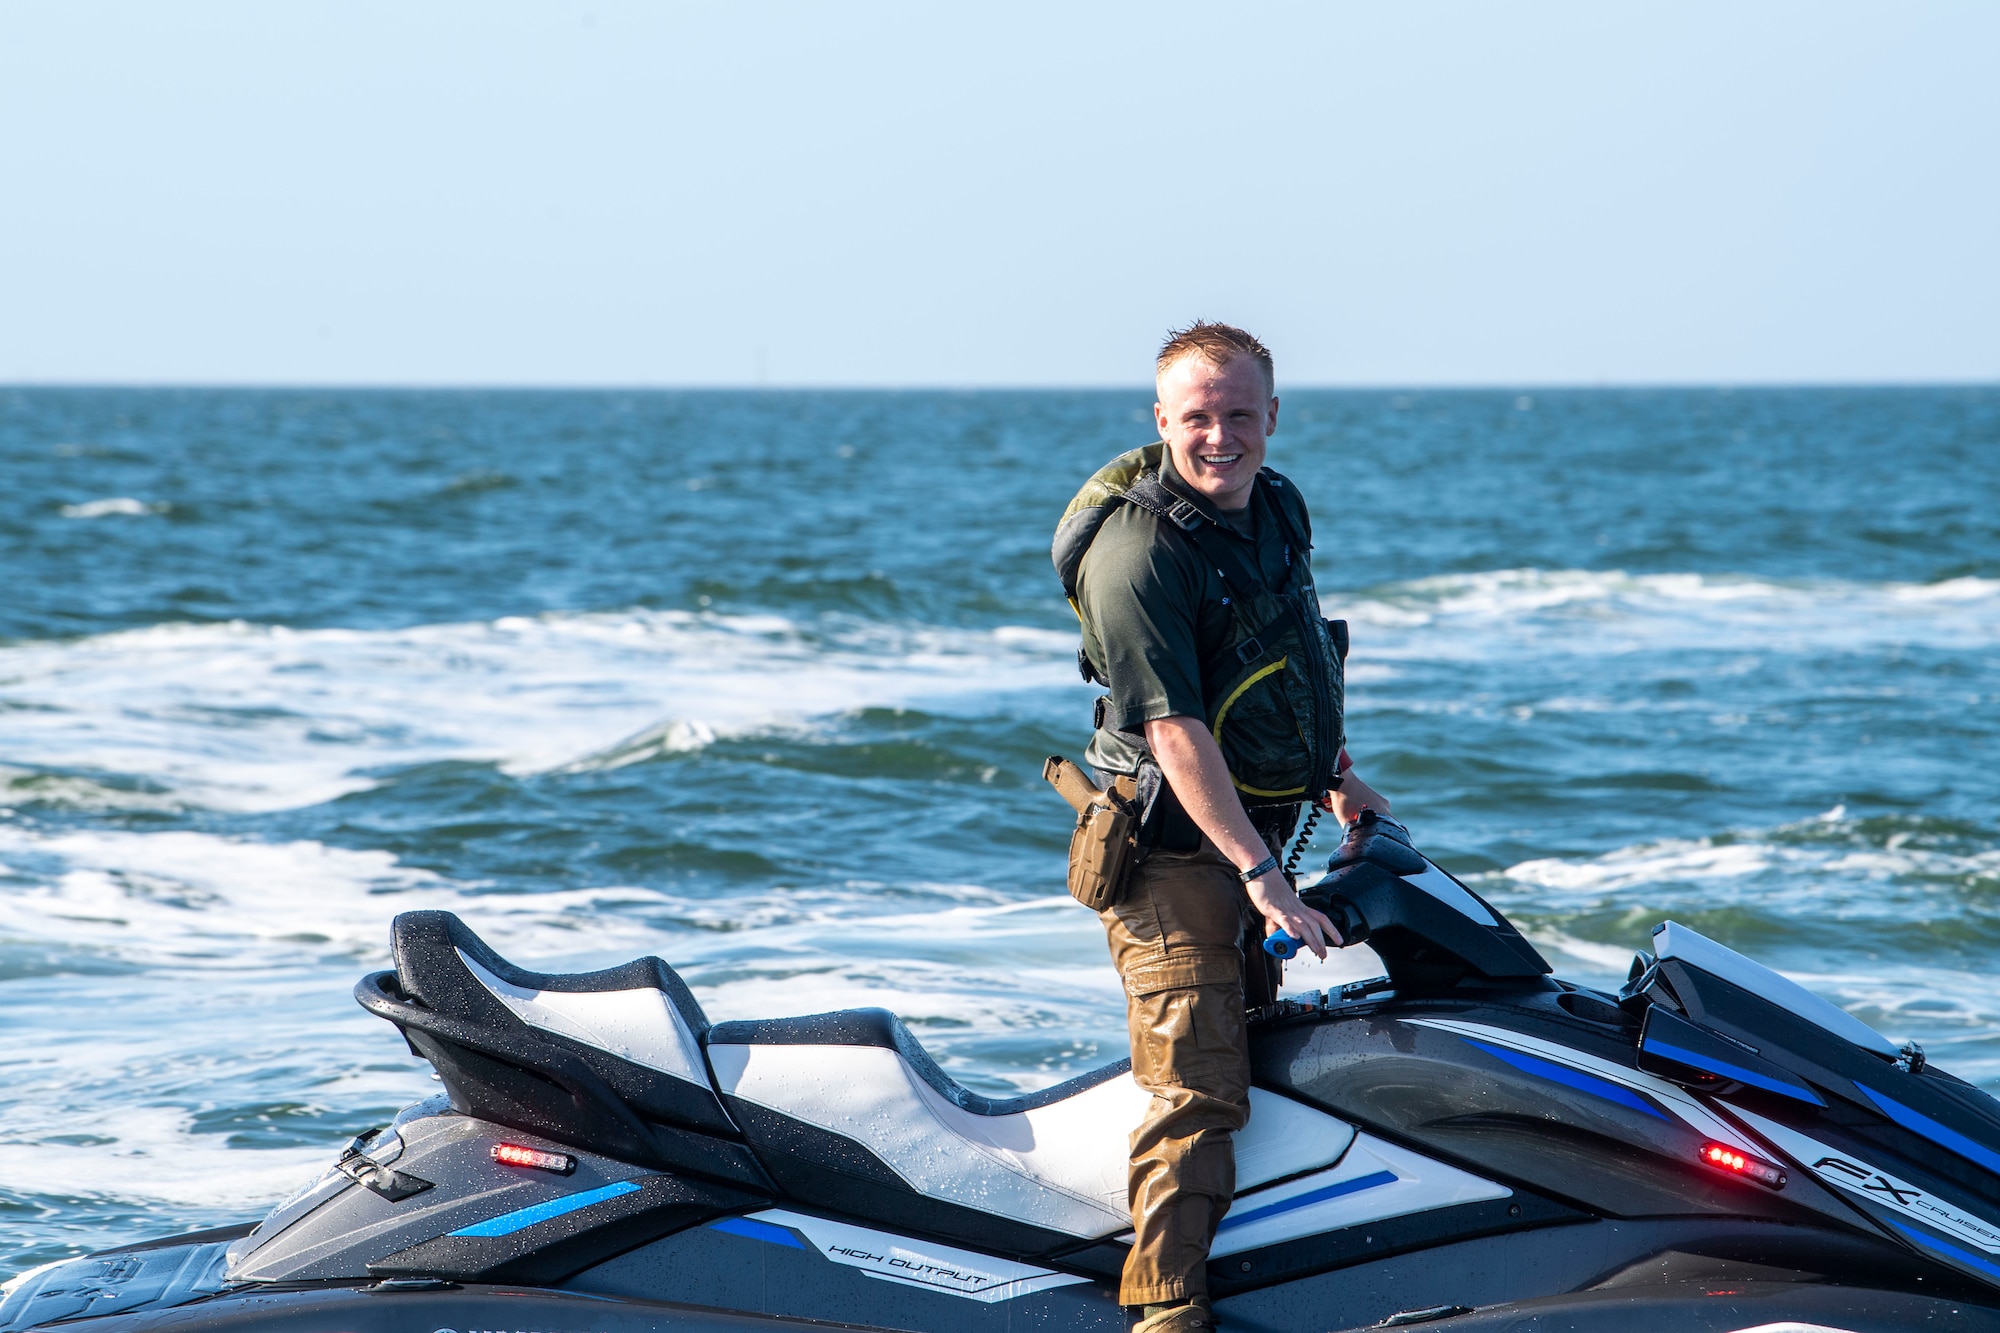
[1121,947,1243,998]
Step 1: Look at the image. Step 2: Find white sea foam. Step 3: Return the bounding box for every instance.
[1273,939,1390,995]
[4,569,1991,816]
[1521,928,1646,976]
[0,1106,333,1210]
[0,816,1114,1020]
[0,962,429,1211]
[1475,817,2000,1072]
[0,825,456,966]
[1502,839,1783,894]
[0,611,1081,812]
[1336,568,2000,659]
[1500,832,2000,900]
[58,497,168,519]
[0,822,849,975]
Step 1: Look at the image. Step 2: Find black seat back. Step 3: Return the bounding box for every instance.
[355,911,769,1190]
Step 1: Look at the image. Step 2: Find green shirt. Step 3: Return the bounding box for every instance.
[1078,451,1305,776]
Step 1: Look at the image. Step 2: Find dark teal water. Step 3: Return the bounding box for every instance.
[3,386,1998,1272]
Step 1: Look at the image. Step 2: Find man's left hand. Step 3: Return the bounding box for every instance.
[1323,769,1391,824]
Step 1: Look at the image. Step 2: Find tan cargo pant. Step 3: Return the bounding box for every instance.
[1098,840,1253,1307]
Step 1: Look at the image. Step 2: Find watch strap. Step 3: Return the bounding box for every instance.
[1237,854,1280,883]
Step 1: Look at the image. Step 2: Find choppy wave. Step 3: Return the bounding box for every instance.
[1495,805,2000,928]
[0,822,1111,997]
[0,810,1128,1040]
[3,570,1990,814]
[1477,807,2000,1080]
[0,612,1079,812]
[1345,568,2000,657]
[0,1106,340,1212]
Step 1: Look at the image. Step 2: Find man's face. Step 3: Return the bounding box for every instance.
[1154,353,1278,511]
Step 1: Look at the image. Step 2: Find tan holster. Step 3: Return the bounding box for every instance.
[1044,755,1140,911]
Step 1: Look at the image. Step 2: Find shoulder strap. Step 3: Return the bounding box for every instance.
[1122,474,1208,533]
[1125,475,1281,600]
[1258,468,1313,557]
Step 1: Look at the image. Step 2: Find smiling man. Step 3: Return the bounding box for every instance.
[1056,322,1389,1331]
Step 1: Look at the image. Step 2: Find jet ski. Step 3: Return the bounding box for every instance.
[12,810,2000,1332]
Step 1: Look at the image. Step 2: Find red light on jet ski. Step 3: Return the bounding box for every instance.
[1699,1141,1785,1189]
[491,1143,575,1174]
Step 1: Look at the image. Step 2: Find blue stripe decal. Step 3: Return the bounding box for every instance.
[1463,1038,1668,1120]
[1886,1219,2000,1282]
[450,1180,641,1237]
[708,1216,806,1249]
[1859,1085,2000,1180]
[1217,1170,1399,1233]
[1644,1037,1825,1106]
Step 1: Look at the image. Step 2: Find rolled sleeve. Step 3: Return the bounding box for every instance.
[1077,509,1208,734]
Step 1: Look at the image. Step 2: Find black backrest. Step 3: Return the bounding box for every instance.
[393,909,712,1045]
[357,911,770,1188]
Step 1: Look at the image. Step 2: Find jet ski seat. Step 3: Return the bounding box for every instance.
[356,912,774,1187]
[360,913,1361,1246]
[708,1008,1359,1241]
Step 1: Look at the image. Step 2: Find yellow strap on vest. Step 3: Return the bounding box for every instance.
[1210,656,1309,799]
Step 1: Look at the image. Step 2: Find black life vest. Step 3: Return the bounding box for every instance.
[1053,445,1347,806]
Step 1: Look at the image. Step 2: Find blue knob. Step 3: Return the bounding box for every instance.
[1263,930,1301,959]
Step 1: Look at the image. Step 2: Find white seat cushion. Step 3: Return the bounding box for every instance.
[459,949,710,1088]
[708,1041,1357,1239]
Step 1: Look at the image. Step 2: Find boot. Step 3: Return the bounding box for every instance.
[1132,1298,1215,1332]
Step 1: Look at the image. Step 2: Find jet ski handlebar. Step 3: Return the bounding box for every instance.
[1292,810,1553,993]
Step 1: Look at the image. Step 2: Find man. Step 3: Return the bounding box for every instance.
[1060,323,1390,1332]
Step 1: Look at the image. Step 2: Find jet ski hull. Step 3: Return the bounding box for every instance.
[18,817,2000,1332]
[10,1220,2000,1333]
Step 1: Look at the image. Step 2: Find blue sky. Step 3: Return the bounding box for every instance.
[2,2,1994,386]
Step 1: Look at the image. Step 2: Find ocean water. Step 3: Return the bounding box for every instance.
[2,385,1997,1272]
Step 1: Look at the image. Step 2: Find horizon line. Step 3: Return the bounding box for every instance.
[3,377,1996,394]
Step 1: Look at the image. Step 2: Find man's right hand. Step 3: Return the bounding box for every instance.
[1142,713,1351,960]
[1245,870,1342,960]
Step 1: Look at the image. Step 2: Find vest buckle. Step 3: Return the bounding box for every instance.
[1236,636,1266,664]
[1164,500,1203,530]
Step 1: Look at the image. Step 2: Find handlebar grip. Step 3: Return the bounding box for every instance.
[1263,930,1302,960]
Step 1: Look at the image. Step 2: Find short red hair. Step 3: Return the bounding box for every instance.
[1156,321,1275,395]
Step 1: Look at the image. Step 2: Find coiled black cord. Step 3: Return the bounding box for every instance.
[1282,804,1322,883]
